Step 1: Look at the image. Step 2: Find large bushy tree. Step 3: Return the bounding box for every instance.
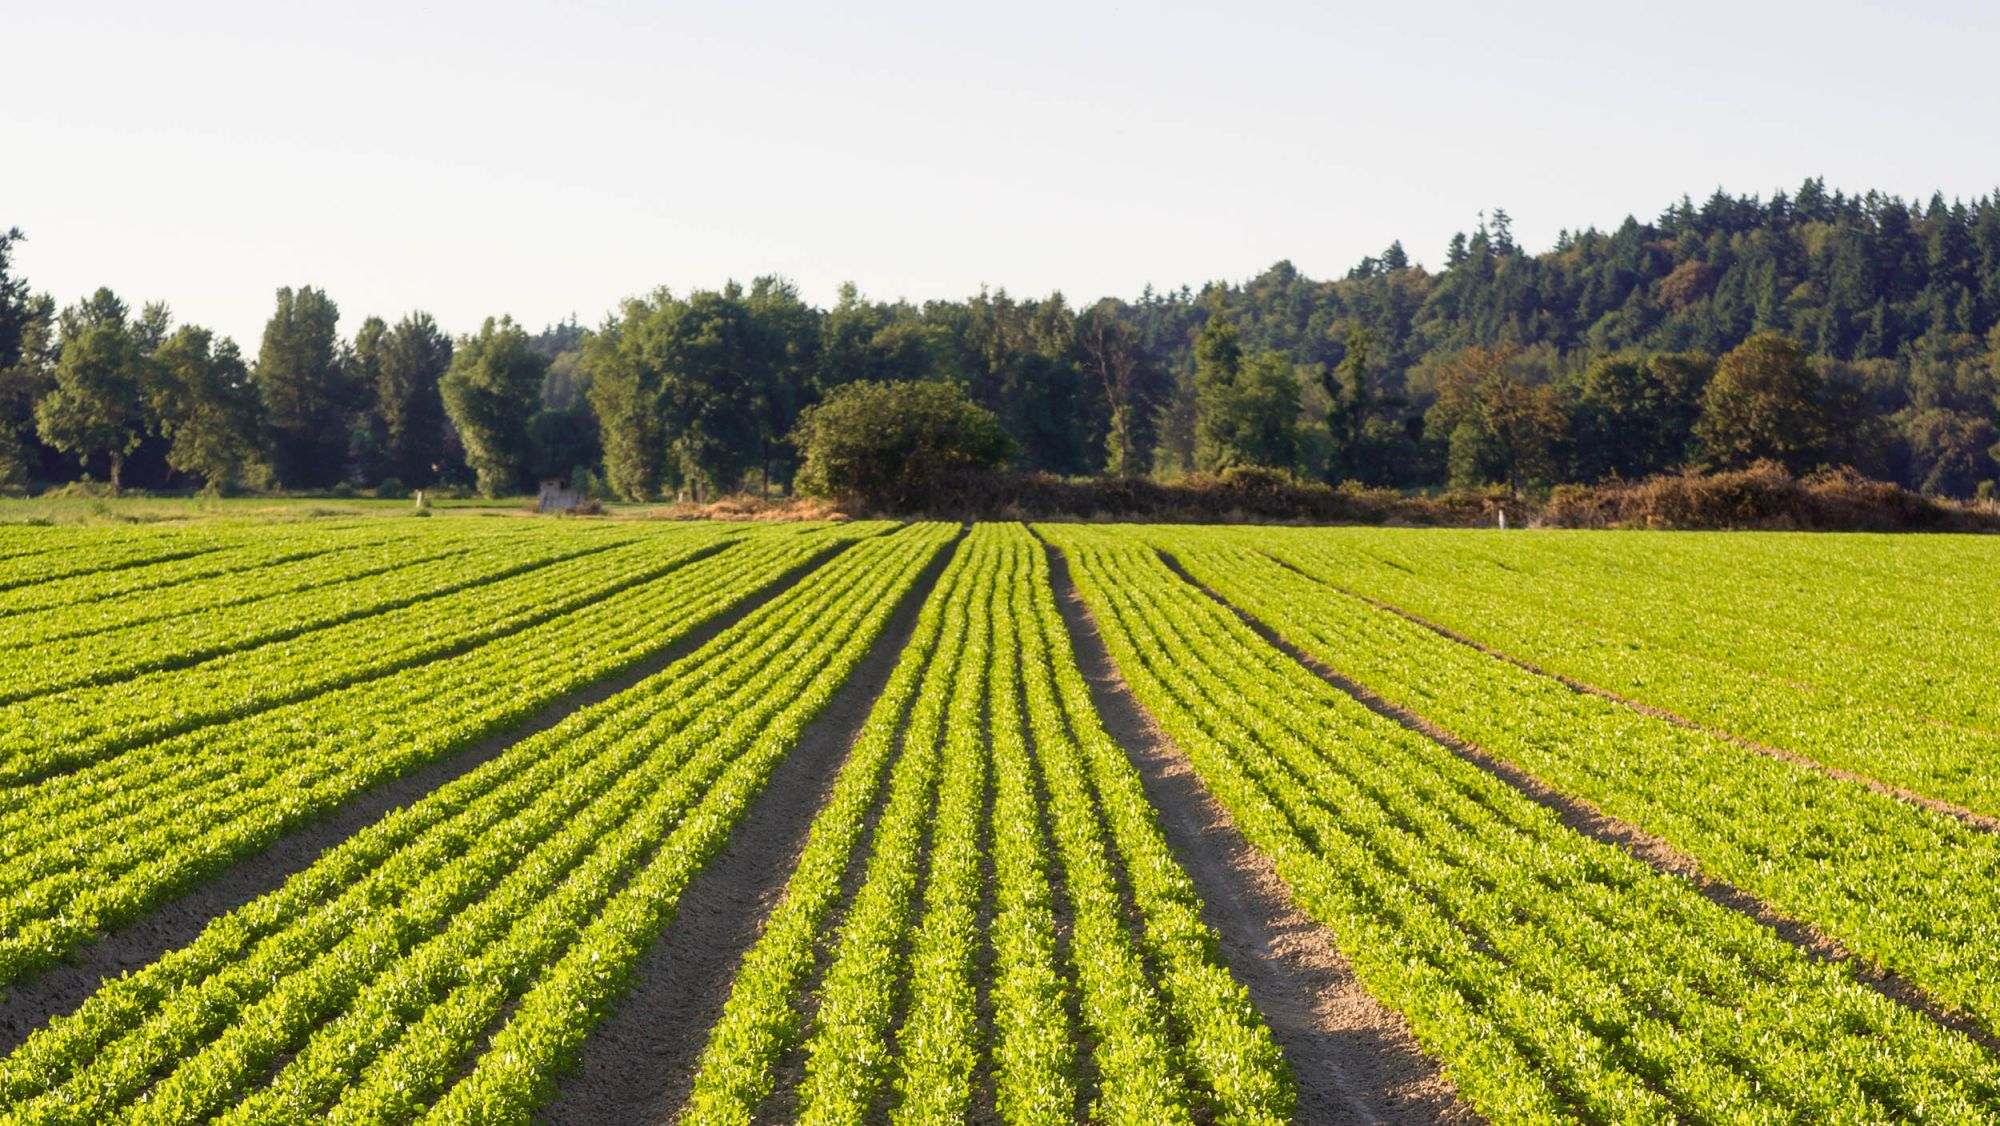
[1193,318,1300,473]
[1696,332,1828,472]
[34,289,148,494]
[0,230,52,487]
[441,316,546,497]
[1427,345,1566,495]
[150,326,263,491]
[255,286,350,488]
[583,293,670,501]
[1568,351,1713,480]
[370,312,452,485]
[791,379,1011,510]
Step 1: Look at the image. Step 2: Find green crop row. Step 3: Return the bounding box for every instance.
[0,519,557,650]
[684,524,1287,1126]
[0,527,879,989]
[0,524,734,783]
[1015,532,1288,1126]
[0,523,260,592]
[1041,525,2000,1124]
[0,520,436,613]
[1241,527,2000,818]
[1161,530,2000,1041]
[0,523,954,1125]
[681,528,976,1126]
[787,532,991,1126]
[417,522,956,1124]
[0,522,663,705]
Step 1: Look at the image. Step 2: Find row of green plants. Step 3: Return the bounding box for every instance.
[0,527,870,989]
[0,519,512,650]
[1015,531,1290,1124]
[786,528,991,1126]
[0,521,362,615]
[1249,527,2000,817]
[0,523,954,1124]
[683,524,1288,1126]
[0,524,716,783]
[1168,531,2000,1038]
[0,521,631,705]
[0,521,262,592]
[1042,525,2000,1123]
[681,527,975,1126]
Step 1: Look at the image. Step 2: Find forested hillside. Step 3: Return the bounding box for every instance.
[4,178,1998,501]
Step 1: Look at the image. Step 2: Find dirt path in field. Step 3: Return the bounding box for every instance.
[539,533,959,1126]
[0,539,852,1057]
[1041,542,1472,1126]
[1164,553,2000,1061]
[1259,552,2000,836]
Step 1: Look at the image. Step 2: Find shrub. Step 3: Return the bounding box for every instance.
[791,380,1012,512]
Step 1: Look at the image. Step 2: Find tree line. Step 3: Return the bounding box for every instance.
[3,178,1998,502]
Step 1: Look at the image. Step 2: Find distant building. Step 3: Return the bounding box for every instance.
[537,479,583,513]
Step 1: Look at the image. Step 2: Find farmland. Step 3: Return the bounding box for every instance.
[2,515,1998,1124]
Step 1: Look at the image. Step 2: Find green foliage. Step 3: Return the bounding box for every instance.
[254,286,351,489]
[791,379,1012,510]
[583,283,806,501]
[1567,350,1712,480]
[582,293,669,500]
[17,180,2000,498]
[525,404,599,484]
[1193,319,1300,473]
[0,230,26,360]
[1318,328,1373,481]
[1695,332,1828,471]
[1902,407,2000,495]
[440,316,546,497]
[34,289,148,494]
[1425,345,1565,494]
[151,326,263,491]
[365,312,452,486]
[0,290,55,489]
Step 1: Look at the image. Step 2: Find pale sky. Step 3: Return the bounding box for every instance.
[8,0,1997,347]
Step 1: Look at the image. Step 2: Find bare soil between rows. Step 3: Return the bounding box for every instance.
[1041,540,1471,1126]
[539,533,956,1125]
[1271,553,2000,836]
[1170,551,2000,1060]
[0,539,848,1056]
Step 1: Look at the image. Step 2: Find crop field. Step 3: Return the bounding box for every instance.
[2,517,1998,1124]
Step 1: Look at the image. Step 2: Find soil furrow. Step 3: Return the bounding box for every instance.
[0,538,854,1056]
[1167,551,2000,1060]
[1261,550,2000,835]
[1042,540,1470,1126]
[539,530,957,1126]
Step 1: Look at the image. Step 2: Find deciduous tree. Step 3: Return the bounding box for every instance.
[441,316,545,497]
[791,379,1011,510]
[1695,332,1828,472]
[255,286,351,488]
[151,325,263,491]
[34,289,148,494]
[1427,345,1566,495]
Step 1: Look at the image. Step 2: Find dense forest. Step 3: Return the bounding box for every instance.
[4,178,1999,502]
